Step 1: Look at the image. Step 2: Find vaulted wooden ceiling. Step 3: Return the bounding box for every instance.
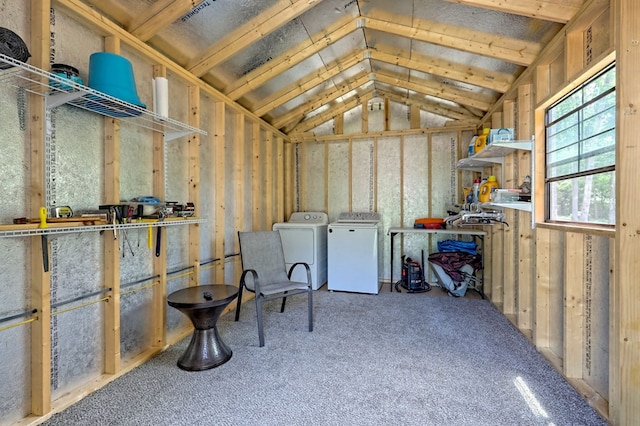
[78,0,584,134]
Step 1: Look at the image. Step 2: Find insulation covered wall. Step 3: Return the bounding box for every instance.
[0,3,283,422]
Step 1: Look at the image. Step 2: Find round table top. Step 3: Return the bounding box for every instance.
[167,284,238,309]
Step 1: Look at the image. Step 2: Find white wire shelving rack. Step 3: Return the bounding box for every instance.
[0,53,208,237]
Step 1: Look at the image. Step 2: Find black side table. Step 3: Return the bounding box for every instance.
[167,284,238,371]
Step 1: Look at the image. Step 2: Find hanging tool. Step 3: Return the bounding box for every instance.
[122,229,135,257]
[155,213,164,257]
[39,206,49,272]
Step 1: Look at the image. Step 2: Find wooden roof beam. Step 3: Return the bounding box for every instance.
[254,45,510,117]
[372,71,494,111]
[252,50,366,117]
[271,72,372,129]
[444,0,584,24]
[274,69,488,130]
[362,16,540,66]
[224,14,358,100]
[187,0,324,77]
[128,0,205,41]
[376,88,478,121]
[79,0,133,27]
[368,47,514,93]
[290,90,375,134]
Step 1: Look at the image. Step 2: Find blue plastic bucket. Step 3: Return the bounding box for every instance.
[88,52,145,107]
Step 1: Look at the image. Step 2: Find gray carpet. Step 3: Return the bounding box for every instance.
[44,289,607,426]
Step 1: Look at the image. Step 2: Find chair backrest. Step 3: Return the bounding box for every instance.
[238,231,290,290]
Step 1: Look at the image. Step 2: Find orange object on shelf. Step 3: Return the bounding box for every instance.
[474,128,490,153]
[414,218,445,229]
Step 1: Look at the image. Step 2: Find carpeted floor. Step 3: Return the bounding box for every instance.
[43,288,607,426]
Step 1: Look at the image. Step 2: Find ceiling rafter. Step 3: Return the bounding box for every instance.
[69,0,565,132]
[290,89,375,134]
[444,0,584,23]
[371,71,493,111]
[368,47,514,92]
[289,82,479,134]
[227,11,528,104]
[254,45,510,119]
[80,0,133,27]
[273,69,488,131]
[187,0,324,77]
[128,0,203,41]
[362,16,540,66]
[252,50,366,117]
[376,88,478,121]
[270,73,372,129]
[225,14,358,100]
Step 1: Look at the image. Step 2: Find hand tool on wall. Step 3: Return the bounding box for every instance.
[39,206,49,272]
[155,214,164,257]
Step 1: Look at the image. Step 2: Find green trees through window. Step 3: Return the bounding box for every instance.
[545,64,616,224]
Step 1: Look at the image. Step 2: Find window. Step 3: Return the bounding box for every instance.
[545,64,616,225]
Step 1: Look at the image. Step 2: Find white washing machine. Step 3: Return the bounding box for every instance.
[327,212,382,294]
[272,212,328,290]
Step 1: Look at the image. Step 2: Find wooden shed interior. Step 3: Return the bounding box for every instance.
[0,0,638,424]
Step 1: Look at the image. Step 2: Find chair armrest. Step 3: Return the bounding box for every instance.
[288,262,312,286]
[240,269,261,294]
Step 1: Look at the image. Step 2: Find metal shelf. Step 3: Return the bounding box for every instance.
[457,140,532,170]
[483,202,532,212]
[0,53,206,141]
[0,218,206,238]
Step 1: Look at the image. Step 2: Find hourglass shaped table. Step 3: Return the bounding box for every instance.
[167,284,238,371]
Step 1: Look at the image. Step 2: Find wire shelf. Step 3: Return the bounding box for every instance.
[0,53,206,140]
[0,218,206,238]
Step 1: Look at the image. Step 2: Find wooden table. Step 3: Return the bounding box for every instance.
[167,284,238,371]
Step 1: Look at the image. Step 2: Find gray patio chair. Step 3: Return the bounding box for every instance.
[235,230,313,347]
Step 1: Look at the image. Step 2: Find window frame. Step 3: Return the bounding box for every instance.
[543,62,616,226]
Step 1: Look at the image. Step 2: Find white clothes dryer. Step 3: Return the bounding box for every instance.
[273,212,328,290]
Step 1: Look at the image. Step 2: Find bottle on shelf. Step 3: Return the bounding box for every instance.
[468,136,477,157]
[479,175,500,203]
[474,128,490,154]
[472,178,481,203]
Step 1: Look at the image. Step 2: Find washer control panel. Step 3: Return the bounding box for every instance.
[336,211,380,222]
[288,211,329,224]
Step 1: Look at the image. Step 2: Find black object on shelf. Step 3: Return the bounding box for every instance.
[0,27,30,70]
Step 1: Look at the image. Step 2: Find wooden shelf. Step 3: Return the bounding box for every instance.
[0,53,206,141]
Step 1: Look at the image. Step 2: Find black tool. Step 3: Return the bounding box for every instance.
[155,226,162,257]
[155,212,165,257]
[39,207,49,272]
